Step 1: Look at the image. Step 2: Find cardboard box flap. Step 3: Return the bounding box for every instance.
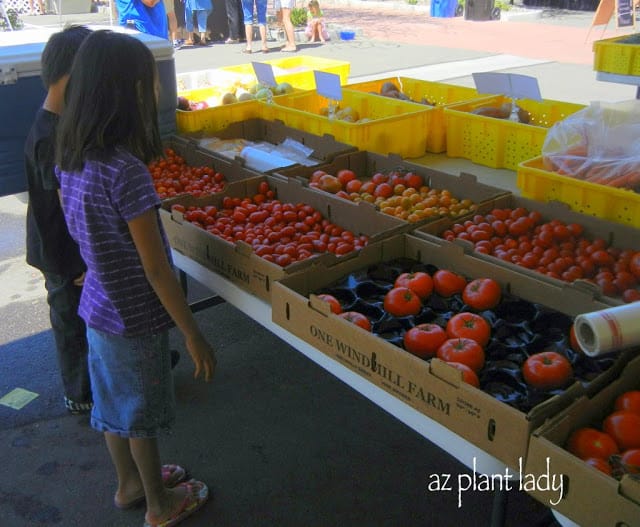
[430,357,467,388]
[619,476,640,506]
[526,381,585,423]
[309,294,334,317]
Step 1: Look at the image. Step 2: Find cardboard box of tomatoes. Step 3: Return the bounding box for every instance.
[271,232,628,470]
[159,174,408,302]
[274,150,510,227]
[525,353,640,527]
[415,194,640,306]
[194,118,357,173]
[155,135,265,202]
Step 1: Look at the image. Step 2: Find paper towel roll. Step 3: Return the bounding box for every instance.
[574,303,640,357]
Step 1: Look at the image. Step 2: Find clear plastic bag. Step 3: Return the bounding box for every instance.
[541,100,640,190]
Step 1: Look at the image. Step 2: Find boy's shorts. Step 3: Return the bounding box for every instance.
[87,327,175,438]
[163,0,175,14]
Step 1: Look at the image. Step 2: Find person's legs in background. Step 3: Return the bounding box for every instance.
[225,0,243,43]
[195,9,210,44]
[256,0,268,52]
[279,6,296,51]
[184,3,195,44]
[241,0,253,52]
[163,0,180,47]
[43,272,92,414]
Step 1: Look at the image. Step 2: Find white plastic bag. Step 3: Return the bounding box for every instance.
[541,100,640,190]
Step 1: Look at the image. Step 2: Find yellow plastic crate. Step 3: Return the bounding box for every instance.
[593,34,640,76]
[269,89,431,158]
[345,77,480,153]
[517,156,640,228]
[444,95,585,171]
[176,99,274,135]
[219,55,350,90]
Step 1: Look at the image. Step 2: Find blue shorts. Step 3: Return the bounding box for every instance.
[87,327,175,438]
[242,0,267,25]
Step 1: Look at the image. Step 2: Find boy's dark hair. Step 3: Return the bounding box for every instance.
[56,30,164,171]
[41,25,92,89]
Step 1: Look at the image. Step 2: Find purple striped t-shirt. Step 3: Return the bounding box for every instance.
[56,147,173,337]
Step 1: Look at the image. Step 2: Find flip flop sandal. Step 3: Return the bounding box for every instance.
[115,464,188,509]
[261,47,269,53]
[143,479,209,527]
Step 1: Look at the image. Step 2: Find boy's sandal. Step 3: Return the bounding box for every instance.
[261,46,269,53]
[115,464,188,509]
[242,48,252,54]
[143,479,209,527]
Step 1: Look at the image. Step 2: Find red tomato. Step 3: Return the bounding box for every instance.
[620,449,640,474]
[566,427,619,460]
[622,289,640,303]
[394,272,434,300]
[338,311,371,332]
[603,411,640,451]
[383,287,422,317]
[403,323,447,358]
[569,324,584,354]
[462,278,502,311]
[336,169,357,186]
[316,294,342,315]
[432,269,467,297]
[584,457,613,476]
[403,171,424,190]
[445,361,480,388]
[437,338,485,373]
[522,351,573,391]
[629,252,640,279]
[446,312,491,347]
[614,391,640,416]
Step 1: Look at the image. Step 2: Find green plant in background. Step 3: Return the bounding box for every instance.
[290,7,308,27]
[406,0,419,4]
[494,0,512,10]
[0,9,24,30]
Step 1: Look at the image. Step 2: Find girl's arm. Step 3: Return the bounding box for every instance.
[129,208,216,382]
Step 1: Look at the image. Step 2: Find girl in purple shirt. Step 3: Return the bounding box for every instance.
[56,30,215,527]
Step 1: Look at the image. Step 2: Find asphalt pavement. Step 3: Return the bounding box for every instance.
[1,5,638,526]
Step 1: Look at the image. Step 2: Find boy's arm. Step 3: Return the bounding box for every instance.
[128,208,216,382]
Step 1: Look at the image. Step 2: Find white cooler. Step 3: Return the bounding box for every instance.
[0,26,177,196]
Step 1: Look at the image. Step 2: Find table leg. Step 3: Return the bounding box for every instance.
[178,268,226,313]
[490,488,508,527]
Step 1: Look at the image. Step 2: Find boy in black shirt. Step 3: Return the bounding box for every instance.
[24,25,93,415]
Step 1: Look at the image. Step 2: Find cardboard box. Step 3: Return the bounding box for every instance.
[160,175,407,302]
[196,118,357,173]
[525,354,640,527]
[275,150,510,227]
[271,233,620,469]
[415,194,640,305]
[159,135,263,204]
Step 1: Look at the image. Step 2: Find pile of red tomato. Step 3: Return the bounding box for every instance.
[440,207,640,303]
[566,390,640,478]
[314,258,617,412]
[148,148,226,200]
[171,181,369,268]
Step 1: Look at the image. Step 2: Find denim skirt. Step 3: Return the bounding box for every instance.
[87,327,175,438]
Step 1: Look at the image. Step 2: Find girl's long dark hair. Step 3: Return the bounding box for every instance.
[56,30,164,171]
